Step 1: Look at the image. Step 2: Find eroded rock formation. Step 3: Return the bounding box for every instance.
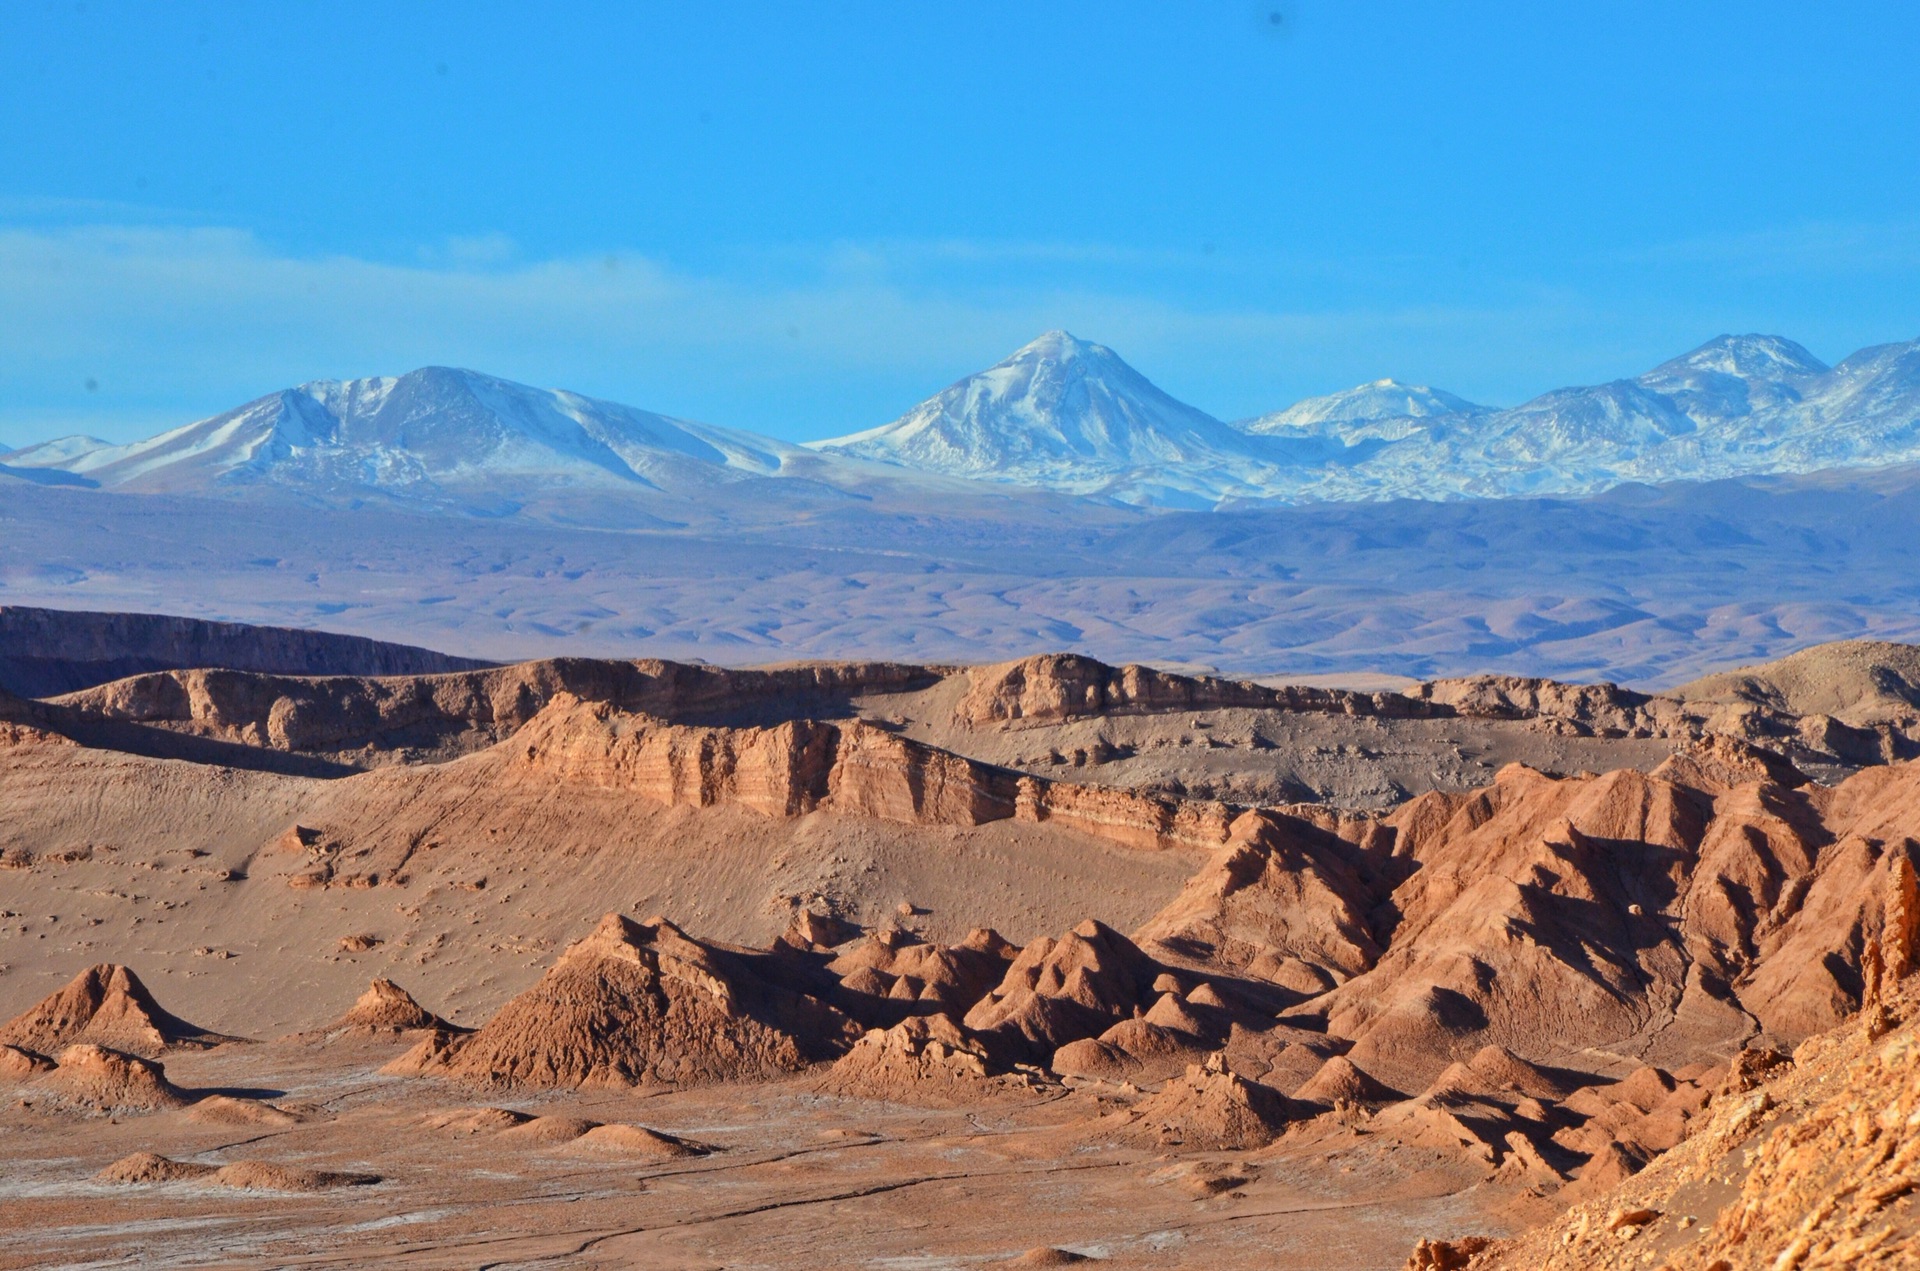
[0,964,233,1059]
[506,694,1244,851]
[955,653,1433,728]
[387,913,855,1088]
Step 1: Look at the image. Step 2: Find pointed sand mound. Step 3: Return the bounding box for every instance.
[96,1152,218,1183]
[963,919,1162,1064]
[826,926,1017,1020]
[818,1014,1037,1106]
[36,1044,189,1115]
[185,1095,304,1127]
[0,964,235,1058]
[497,1115,600,1145]
[1128,1058,1295,1150]
[328,978,458,1035]
[1052,1017,1210,1085]
[1293,1054,1403,1105]
[386,913,853,1090]
[424,1106,533,1135]
[570,1123,710,1157]
[1420,1045,1584,1103]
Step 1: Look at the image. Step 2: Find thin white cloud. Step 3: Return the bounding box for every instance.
[1622,220,1920,277]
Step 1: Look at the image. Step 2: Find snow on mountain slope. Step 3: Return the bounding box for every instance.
[1738,339,1920,469]
[810,329,1920,506]
[3,434,113,466]
[1238,379,1486,441]
[8,331,1919,516]
[29,367,806,494]
[811,330,1314,507]
[0,368,919,526]
[1223,332,1920,502]
[1635,333,1827,423]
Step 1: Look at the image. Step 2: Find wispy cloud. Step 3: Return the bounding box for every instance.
[1622,220,1920,277]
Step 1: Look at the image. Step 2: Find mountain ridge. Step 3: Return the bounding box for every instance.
[7,329,1920,511]
[812,330,1311,508]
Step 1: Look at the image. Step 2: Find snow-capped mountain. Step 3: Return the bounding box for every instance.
[1720,338,1920,469]
[1635,333,1827,423]
[1450,334,1832,489]
[1238,379,1486,442]
[809,329,1920,506]
[3,434,112,467]
[1212,332,1920,502]
[21,367,802,492]
[811,330,1313,507]
[8,331,1920,515]
[0,367,907,523]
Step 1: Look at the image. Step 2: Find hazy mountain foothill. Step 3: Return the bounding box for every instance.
[5,331,1920,1268]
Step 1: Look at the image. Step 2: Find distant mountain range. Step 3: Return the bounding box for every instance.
[0,367,984,528]
[5,329,1919,513]
[816,329,1920,504]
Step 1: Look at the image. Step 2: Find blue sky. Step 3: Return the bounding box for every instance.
[2,1,1917,447]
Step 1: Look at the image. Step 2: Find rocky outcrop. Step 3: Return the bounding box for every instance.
[0,964,235,1059]
[0,685,69,747]
[509,696,1246,851]
[1132,809,1390,993]
[1674,638,1920,726]
[1464,977,1920,1270]
[1416,662,1920,768]
[1110,744,1912,1097]
[962,919,1164,1066]
[1886,853,1920,980]
[0,602,491,698]
[959,650,1920,776]
[1552,1064,1714,1177]
[956,653,1435,728]
[387,913,855,1089]
[52,657,943,762]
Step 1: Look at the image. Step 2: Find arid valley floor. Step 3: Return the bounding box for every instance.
[3,607,1920,1269]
